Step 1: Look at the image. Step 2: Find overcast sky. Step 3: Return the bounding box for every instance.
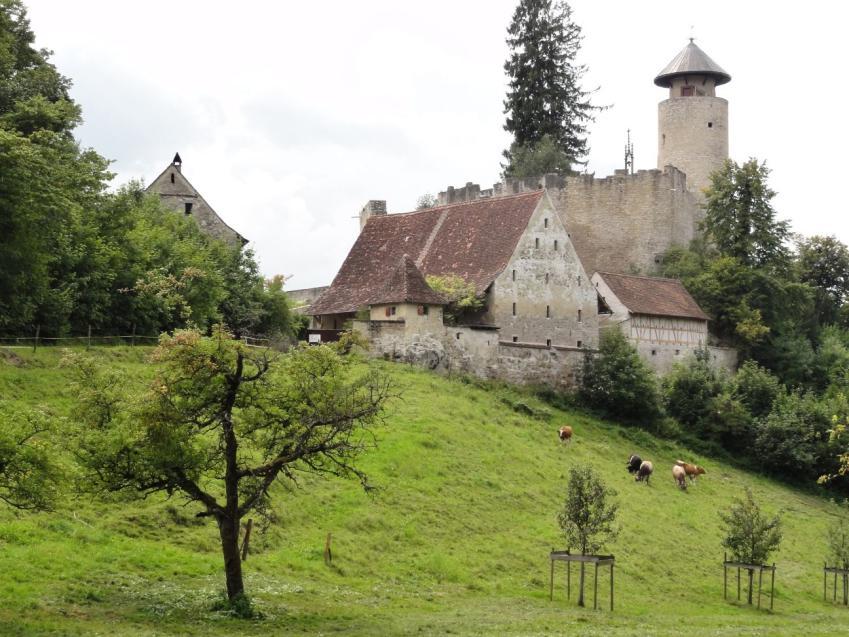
[23,1,848,289]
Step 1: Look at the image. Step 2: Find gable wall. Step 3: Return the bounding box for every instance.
[491,193,598,348]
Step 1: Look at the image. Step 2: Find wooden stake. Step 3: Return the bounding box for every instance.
[549,555,554,601]
[87,324,92,350]
[610,563,614,611]
[825,563,828,601]
[593,562,599,610]
[324,532,332,565]
[737,567,741,601]
[567,559,571,600]
[770,563,775,611]
[240,518,253,561]
[835,571,838,602]
[724,553,727,600]
[757,567,763,609]
[131,323,136,347]
[33,325,40,353]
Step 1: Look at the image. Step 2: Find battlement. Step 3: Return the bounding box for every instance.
[437,166,689,206]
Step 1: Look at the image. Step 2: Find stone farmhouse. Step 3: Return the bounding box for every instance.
[305,39,738,386]
[146,153,246,247]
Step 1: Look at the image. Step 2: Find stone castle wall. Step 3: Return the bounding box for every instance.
[438,168,703,276]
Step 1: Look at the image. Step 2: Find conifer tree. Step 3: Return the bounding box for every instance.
[502,0,599,177]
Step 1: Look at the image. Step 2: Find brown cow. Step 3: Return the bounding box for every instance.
[675,460,706,482]
[635,460,653,484]
[672,464,687,490]
[558,426,573,443]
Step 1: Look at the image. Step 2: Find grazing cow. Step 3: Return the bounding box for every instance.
[675,460,706,482]
[672,464,687,490]
[626,454,642,474]
[635,460,653,484]
[558,426,573,443]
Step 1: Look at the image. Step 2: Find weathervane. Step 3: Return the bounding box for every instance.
[624,129,634,176]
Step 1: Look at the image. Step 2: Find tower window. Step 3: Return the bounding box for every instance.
[170,173,175,184]
[545,273,549,284]
[577,309,582,323]
[512,336,518,343]
[535,238,539,249]
[708,122,713,128]
[512,302,516,316]
[512,269,516,281]
[554,240,559,251]
[184,202,193,215]
[681,86,694,97]
[546,339,551,347]
[544,218,549,228]
[577,340,582,348]
[546,305,550,318]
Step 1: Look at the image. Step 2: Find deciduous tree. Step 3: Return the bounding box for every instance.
[67,328,391,612]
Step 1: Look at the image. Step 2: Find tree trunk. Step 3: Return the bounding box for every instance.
[747,569,754,605]
[218,514,245,600]
[844,573,848,606]
[578,563,586,607]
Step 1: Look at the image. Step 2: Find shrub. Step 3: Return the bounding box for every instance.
[661,349,728,434]
[733,360,783,419]
[578,330,662,425]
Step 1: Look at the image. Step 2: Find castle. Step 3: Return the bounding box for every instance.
[301,40,738,386]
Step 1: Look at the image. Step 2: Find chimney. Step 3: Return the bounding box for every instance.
[359,200,386,231]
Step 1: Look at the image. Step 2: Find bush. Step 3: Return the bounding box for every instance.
[579,330,662,425]
[661,350,728,433]
[733,360,783,419]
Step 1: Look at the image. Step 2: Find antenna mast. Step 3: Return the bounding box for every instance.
[624,129,634,175]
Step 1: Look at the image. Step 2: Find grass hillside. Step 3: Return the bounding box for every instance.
[1,346,848,636]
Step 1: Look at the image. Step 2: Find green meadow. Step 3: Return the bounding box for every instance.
[0,346,847,635]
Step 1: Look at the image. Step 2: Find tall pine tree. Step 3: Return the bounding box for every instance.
[502,0,599,177]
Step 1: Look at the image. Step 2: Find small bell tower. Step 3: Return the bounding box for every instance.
[655,39,730,196]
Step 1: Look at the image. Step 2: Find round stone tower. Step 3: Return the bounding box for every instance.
[656,39,730,197]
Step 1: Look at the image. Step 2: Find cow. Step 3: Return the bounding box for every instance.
[675,460,706,482]
[635,460,653,484]
[672,464,687,490]
[558,426,573,443]
[626,454,642,474]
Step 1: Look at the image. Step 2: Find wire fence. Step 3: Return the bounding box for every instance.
[0,331,278,351]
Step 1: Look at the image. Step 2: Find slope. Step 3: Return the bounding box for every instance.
[0,346,847,636]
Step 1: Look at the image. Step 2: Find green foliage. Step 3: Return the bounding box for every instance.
[558,464,618,555]
[502,0,601,175]
[415,193,437,210]
[796,235,849,327]
[504,134,574,180]
[720,488,782,565]
[732,360,782,419]
[826,502,849,569]
[65,328,391,601]
[579,330,662,425]
[703,158,790,271]
[0,401,59,510]
[425,274,484,325]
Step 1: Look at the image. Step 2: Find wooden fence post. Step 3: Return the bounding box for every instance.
[770,564,775,610]
[87,324,92,350]
[723,553,727,600]
[593,562,599,610]
[131,323,136,347]
[33,325,40,353]
[549,555,554,601]
[610,562,614,611]
[737,566,741,601]
[567,559,570,600]
[757,567,763,609]
[824,563,828,602]
[324,532,333,565]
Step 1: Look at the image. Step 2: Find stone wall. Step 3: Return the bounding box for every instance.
[438,169,703,277]
[287,286,329,312]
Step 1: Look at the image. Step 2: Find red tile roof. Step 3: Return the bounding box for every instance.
[372,255,446,305]
[310,191,544,315]
[597,272,709,320]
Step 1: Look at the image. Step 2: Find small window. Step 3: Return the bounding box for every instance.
[577,340,582,348]
[577,309,582,323]
[544,218,549,228]
[512,269,516,281]
[675,349,680,355]
[577,275,581,286]
[390,306,397,316]
[545,273,549,284]
[456,332,461,340]
[681,85,695,97]
[418,305,429,316]
[546,305,550,318]
[170,173,175,184]
[512,302,516,316]
[554,240,559,251]
[535,238,539,249]
[385,307,391,318]
[512,336,518,343]
[184,202,193,215]
[707,122,713,128]
[651,349,657,356]
[546,339,552,347]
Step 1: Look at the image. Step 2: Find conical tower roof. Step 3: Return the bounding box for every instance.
[654,40,730,88]
[371,254,446,306]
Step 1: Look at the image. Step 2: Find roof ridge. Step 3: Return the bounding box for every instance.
[374,189,544,220]
[597,271,683,283]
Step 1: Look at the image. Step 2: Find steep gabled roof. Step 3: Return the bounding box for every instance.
[372,255,446,306]
[310,191,544,315]
[596,272,709,321]
[654,40,731,87]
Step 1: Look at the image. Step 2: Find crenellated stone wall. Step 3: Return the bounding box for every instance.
[437,168,702,277]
